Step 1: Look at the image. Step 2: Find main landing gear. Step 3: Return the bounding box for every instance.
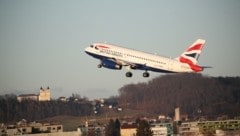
[98,63,150,78]
[143,71,150,77]
[125,71,150,78]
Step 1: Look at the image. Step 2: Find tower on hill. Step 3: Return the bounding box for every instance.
[38,86,51,101]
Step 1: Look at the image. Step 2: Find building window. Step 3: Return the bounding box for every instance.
[57,126,62,130]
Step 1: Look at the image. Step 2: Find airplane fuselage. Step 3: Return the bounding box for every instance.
[85,42,201,77]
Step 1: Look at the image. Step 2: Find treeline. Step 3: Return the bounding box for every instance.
[118,73,240,118]
[0,94,92,123]
[1,73,240,123]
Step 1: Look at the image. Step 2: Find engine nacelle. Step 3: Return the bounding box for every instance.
[101,59,122,70]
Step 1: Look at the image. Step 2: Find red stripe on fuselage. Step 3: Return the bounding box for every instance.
[97,45,109,49]
[187,44,203,52]
[180,57,203,72]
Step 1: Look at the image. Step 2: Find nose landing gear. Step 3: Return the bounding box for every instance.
[125,72,133,77]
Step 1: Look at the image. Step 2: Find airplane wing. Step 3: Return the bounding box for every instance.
[110,58,142,70]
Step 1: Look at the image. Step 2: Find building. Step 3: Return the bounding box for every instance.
[174,107,180,122]
[30,123,63,133]
[0,120,82,136]
[38,87,51,101]
[215,129,240,136]
[17,94,38,102]
[179,121,201,135]
[198,119,240,134]
[151,122,173,136]
[178,119,240,135]
[58,96,67,102]
[121,123,137,136]
[17,87,51,102]
[0,121,63,135]
[79,126,105,136]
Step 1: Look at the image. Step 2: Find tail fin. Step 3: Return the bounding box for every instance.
[176,39,206,72]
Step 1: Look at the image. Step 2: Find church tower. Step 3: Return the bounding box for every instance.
[38,86,51,101]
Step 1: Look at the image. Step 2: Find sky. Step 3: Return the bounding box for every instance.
[0,0,240,99]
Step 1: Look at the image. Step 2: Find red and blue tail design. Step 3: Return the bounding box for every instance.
[177,39,206,72]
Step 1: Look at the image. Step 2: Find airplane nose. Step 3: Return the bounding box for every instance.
[84,47,91,55]
[85,47,89,52]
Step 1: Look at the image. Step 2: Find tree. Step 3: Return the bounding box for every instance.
[118,73,240,117]
[136,120,153,136]
[105,119,121,136]
[0,94,92,123]
[105,119,115,136]
[115,119,121,136]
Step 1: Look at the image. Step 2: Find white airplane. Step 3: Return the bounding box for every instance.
[85,39,208,77]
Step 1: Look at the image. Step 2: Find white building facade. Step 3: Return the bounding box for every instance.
[38,87,51,101]
[17,87,51,102]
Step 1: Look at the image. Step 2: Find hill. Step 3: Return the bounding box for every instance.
[1,73,239,123]
[117,73,240,119]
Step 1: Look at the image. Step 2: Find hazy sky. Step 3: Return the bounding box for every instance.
[0,0,240,99]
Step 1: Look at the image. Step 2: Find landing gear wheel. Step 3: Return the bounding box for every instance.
[143,72,150,77]
[126,72,133,77]
[97,64,102,68]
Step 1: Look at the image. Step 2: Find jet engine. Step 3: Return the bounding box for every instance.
[101,59,122,70]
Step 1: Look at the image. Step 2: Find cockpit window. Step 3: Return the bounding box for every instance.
[90,45,94,48]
